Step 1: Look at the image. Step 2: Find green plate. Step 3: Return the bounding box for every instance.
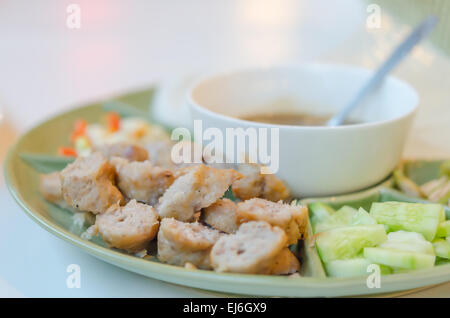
[5,88,450,297]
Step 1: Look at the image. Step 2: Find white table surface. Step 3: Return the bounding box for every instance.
[0,0,449,297]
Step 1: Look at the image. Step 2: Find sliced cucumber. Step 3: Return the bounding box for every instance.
[370,202,443,241]
[432,239,450,259]
[379,264,394,275]
[308,202,334,233]
[436,221,450,238]
[436,257,450,266]
[351,208,377,226]
[314,205,357,233]
[379,231,434,255]
[440,207,446,222]
[337,205,358,214]
[325,258,391,278]
[325,258,372,278]
[364,247,435,270]
[315,224,387,262]
[386,230,427,242]
[379,242,434,256]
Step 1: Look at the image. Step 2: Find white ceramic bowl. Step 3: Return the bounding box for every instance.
[188,64,419,197]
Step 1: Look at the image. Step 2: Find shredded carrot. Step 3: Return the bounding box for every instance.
[70,119,88,142]
[74,119,88,134]
[106,112,121,133]
[58,147,77,157]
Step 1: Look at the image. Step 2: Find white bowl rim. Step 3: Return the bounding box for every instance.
[187,63,420,131]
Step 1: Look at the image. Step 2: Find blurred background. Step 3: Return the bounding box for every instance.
[0,0,449,297]
[1,0,449,157]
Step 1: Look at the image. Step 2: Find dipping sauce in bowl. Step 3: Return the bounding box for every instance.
[188,64,419,197]
[241,112,359,126]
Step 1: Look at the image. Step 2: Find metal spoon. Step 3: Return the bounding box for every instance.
[327,15,438,127]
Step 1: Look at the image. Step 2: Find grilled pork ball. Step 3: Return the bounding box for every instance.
[60,152,123,214]
[157,164,241,222]
[236,198,308,245]
[232,164,290,202]
[157,218,221,269]
[201,198,237,234]
[111,157,174,206]
[210,221,287,274]
[96,200,159,252]
[268,248,300,275]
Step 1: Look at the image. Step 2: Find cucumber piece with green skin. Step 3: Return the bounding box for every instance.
[308,202,335,233]
[314,206,357,233]
[325,258,372,278]
[379,242,434,255]
[351,208,377,226]
[379,264,394,275]
[313,206,376,234]
[436,257,450,266]
[325,258,392,278]
[364,247,436,270]
[436,221,450,238]
[337,205,358,214]
[386,230,427,242]
[440,208,446,222]
[370,202,443,241]
[379,231,434,255]
[432,239,450,259]
[315,224,387,263]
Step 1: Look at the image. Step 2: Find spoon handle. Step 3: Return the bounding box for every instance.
[327,15,438,127]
